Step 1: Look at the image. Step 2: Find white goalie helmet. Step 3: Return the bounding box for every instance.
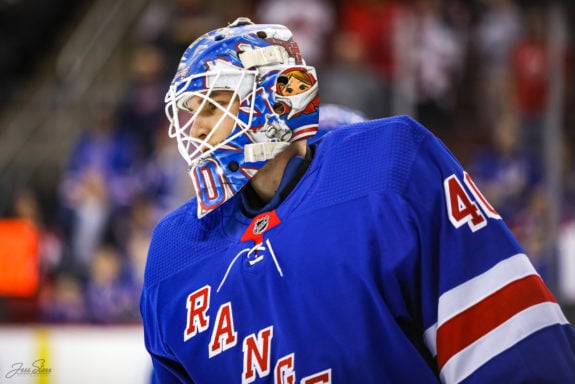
[165,17,320,218]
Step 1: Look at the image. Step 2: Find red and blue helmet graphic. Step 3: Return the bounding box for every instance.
[164,18,319,217]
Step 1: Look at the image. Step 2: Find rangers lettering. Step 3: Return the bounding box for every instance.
[183,285,331,381]
[209,302,238,358]
[184,285,211,341]
[243,326,273,383]
[301,369,332,384]
[275,353,295,384]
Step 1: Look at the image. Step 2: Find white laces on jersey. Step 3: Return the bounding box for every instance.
[217,239,283,292]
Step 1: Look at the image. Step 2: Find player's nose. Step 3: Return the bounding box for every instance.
[190,118,211,142]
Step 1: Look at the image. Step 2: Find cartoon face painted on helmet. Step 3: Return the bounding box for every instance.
[164,17,319,218]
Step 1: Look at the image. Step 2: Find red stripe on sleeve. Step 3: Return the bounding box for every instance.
[436,275,556,369]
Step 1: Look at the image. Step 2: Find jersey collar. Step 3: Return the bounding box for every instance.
[240,145,313,217]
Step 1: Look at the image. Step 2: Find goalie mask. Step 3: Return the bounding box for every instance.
[165,17,319,218]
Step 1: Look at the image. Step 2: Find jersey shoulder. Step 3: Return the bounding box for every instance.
[143,198,225,289]
[311,115,445,201]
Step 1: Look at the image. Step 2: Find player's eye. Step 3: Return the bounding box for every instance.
[299,84,308,91]
[212,98,231,111]
[286,87,294,94]
[197,101,219,116]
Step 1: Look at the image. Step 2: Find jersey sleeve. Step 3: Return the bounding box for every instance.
[141,284,194,384]
[400,116,575,383]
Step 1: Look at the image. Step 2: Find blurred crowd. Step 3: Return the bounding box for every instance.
[1,0,574,323]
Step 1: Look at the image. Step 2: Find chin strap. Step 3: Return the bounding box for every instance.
[244,142,290,163]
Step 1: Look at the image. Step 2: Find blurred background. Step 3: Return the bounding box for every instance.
[0,0,574,381]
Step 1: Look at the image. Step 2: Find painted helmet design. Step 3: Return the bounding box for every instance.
[165,17,319,218]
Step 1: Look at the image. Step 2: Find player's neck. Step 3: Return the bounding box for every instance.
[248,140,307,204]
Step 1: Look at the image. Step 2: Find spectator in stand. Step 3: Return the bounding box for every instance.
[474,0,521,127]
[410,0,465,135]
[133,0,226,70]
[58,101,139,276]
[320,31,389,118]
[117,44,170,162]
[508,5,549,163]
[507,186,553,281]
[338,0,404,86]
[84,244,140,323]
[256,0,335,67]
[121,195,161,298]
[507,5,572,163]
[563,138,575,220]
[136,123,193,215]
[467,111,542,223]
[10,188,63,279]
[39,272,86,323]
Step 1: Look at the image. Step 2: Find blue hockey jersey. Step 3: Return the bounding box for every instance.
[140,115,575,383]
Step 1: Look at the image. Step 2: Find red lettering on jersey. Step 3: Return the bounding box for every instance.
[274,353,295,384]
[209,302,238,358]
[301,369,332,384]
[444,174,487,232]
[242,326,274,383]
[184,285,211,341]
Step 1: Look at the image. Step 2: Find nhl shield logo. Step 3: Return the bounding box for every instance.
[241,210,281,244]
[253,216,270,235]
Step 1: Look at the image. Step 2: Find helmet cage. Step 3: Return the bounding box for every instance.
[165,68,258,168]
